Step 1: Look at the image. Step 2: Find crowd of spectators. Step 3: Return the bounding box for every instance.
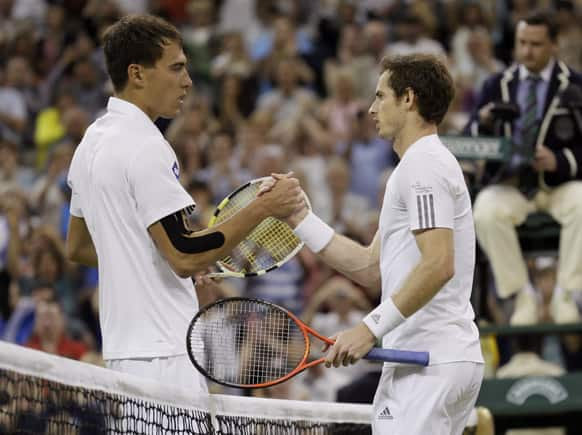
[1,0,582,407]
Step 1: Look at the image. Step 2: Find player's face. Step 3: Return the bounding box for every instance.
[368,71,405,140]
[515,22,556,73]
[143,41,192,118]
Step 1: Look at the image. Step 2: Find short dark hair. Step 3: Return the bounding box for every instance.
[102,14,182,92]
[380,54,454,125]
[522,10,558,42]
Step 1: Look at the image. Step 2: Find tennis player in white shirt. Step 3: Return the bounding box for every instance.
[65,15,303,392]
[280,54,484,434]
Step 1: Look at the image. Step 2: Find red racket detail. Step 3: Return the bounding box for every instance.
[186,297,429,389]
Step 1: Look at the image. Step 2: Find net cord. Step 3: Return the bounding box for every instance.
[0,341,372,424]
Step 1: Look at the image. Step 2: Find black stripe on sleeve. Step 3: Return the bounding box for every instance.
[422,195,429,229]
[417,195,423,228]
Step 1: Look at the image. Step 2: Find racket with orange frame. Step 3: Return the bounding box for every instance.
[186,297,429,389]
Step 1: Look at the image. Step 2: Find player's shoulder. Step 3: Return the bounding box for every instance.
[403,135,454,168]
[399,136,463,183]
[100,103,164,144]
[127,137,180,183]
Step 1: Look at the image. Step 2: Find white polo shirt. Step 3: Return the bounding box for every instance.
[379,134,483,365]
[68,97,198,360]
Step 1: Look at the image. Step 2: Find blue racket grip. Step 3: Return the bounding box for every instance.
[364,348,429,366]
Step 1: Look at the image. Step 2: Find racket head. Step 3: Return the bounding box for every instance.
[186,297,311,389]
[208,177,310,278]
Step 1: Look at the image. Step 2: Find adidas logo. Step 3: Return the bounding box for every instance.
[371,314,381,324]
[378,406,393,420]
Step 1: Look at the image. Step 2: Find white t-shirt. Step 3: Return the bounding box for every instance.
[379,134,483,365]
[68,97,198,360]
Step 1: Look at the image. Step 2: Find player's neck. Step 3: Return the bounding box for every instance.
[115,89,159,121]
[393,119,437,159]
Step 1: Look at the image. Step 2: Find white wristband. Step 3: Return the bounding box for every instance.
[293,211,335,253]
[362,297,406,339]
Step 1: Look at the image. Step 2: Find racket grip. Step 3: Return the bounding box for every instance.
[365,348,429,366]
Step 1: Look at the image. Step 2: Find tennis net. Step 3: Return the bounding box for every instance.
[0,341,372,434]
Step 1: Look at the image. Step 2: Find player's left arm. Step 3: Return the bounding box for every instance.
[322,228,453,367]
[66,215,98,267]
[324,159,457,367]
[391,227,454,316]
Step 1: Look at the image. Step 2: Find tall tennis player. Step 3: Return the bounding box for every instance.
[280,54,484,434]
[64,15,303,392]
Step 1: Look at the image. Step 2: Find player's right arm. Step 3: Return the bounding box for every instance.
[66,216,98,267]
[65,151,97,267]
[287,208,381,291]
[149,177,303,278]
[316,230,380,290]
[261,172,380,290]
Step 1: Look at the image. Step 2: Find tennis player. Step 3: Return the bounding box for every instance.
[282,54,484,434]
[65,15,303,392]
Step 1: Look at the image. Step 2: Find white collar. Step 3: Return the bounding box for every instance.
[519,58,555,82]
[107,96,154,126]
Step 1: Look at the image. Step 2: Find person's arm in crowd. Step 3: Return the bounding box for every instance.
[463,74,502,137]
[3,194,27,311]
[295,58,315,84]
[301,277,342,325]
[302,275,371,325]
[65,216,98,267]
[37,46,79,108]
[30,160,61,213]
[0,111,25,134]
[296,248,324,303]
[4,196,22,279]
[300,114,336,155]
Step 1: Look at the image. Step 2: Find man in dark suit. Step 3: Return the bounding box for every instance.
[466,11,582,325]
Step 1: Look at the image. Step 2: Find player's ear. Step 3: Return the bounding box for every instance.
[404,88,416,109]
[127,64,146,88]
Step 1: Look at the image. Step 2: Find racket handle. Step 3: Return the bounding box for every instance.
[365,348,429,366]
[205,272,226,278]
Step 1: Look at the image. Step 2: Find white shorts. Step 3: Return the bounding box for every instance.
[372,362,484,435]
[107,354,208,395]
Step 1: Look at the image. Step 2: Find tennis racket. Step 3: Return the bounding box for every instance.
[186,297,429,389]
[206,177,310,278]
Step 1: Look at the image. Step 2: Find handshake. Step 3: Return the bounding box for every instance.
[255,172,309,227]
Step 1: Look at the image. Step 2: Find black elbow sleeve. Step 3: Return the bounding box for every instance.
[159,211,225,254]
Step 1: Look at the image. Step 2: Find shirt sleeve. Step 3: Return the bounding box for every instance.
[67,152,83,218]
[129,140,195,229]
[399,158,455,231]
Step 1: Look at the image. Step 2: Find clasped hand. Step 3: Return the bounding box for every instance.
[257,173,309,225]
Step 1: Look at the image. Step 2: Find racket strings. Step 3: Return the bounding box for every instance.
[211,181,303,274]
[189,300,306,387]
